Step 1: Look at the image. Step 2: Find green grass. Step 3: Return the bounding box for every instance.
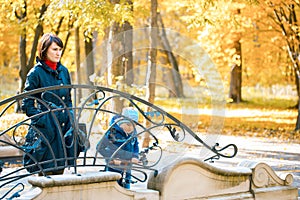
[155,95,298,110]
[228,97,297,110]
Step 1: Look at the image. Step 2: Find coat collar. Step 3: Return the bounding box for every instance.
[36,57,62,73]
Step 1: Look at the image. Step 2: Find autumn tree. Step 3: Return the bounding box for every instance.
[157,13,184,98]
[4,0,76,95]
[101,0,134,112]
[171,1,249,103]
[11,1,47,95]
[0,0,296,113]
[228,8,243,103]
[0,2,19,94]
[142,0,158,148]
[265,1,300,130]
[123,0,134,87]
[1,0,50,112]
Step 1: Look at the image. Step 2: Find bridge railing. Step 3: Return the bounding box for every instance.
[0,84,237,199]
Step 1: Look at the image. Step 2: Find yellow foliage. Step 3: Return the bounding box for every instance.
[0,113,28,137]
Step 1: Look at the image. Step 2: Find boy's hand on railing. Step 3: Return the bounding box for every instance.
[112,159,122,165]
[110,158,141,165]
[131,157,141,164]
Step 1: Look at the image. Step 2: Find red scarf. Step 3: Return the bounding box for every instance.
[45,60,57,70]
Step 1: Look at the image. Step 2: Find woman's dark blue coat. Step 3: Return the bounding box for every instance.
[21,58,74,172]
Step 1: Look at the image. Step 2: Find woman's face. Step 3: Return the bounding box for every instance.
[46,42,62,62]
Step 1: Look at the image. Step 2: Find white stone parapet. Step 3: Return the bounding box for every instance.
[16,158,298,200]
[18,172,159,200]
[147,157,298,200]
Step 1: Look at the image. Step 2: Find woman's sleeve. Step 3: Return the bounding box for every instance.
[21,71,41,117]
[66,68,73,109]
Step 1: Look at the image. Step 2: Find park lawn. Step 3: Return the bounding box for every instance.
[1,97,299,143]
[167,98,300,143]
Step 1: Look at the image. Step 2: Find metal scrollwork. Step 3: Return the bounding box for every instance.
[0,85,238,196]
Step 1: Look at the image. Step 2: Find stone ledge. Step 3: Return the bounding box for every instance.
[28,171,122,188]
[22,172,159,200]
[147,157,298,200]
[238,160,294,188]
[19,158,297,200]
[148,157,252,200]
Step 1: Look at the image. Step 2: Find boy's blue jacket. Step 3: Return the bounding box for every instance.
[97,115,139,161]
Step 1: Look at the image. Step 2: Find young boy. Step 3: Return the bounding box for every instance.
[97,107,140,189]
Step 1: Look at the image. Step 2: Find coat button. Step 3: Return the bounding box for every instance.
[60,83,63,86]
[62,96,65,100]
[62,123,65,127]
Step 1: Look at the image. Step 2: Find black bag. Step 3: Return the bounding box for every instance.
[64,123,90,156]
[22,127,48,173]
[96,128,118,158]
[96,134,109,157]
[77,123,90,152]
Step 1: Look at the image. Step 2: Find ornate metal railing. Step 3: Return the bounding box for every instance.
[0,85,237,199]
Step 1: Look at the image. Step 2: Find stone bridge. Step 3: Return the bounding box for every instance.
[0,85,297,199]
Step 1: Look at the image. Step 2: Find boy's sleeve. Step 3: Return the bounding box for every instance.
[133,138,139,158]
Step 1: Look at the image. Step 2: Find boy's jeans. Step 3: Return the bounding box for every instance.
[105,165,132,189]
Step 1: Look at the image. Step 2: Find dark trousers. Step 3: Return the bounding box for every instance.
[105,165,132,189]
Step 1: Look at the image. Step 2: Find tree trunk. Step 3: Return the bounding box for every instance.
[143,0,158,148]
[123,0,134,87]
[296,78,300,130]
[84,34,98,103]
[107,0,125,113]
[273,6,300,130]
[295,69,300,99]
[84,35,95,86]
[157,12,184,98]
[16,4,47,112]
[75,27,82,101]
[62,30,71,58]
[18,4,47,93]
[18,32,27,94]
[15,32,27,113]
[228,40,242,103]
[17,24,43,112]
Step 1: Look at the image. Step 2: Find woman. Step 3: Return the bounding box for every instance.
[21,33,75,175]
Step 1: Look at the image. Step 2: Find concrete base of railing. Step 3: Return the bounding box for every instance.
[16,158,298,200]
[18,172,159,200]
[147,157,298,200]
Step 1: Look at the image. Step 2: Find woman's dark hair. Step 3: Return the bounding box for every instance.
[37,33,64,60]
